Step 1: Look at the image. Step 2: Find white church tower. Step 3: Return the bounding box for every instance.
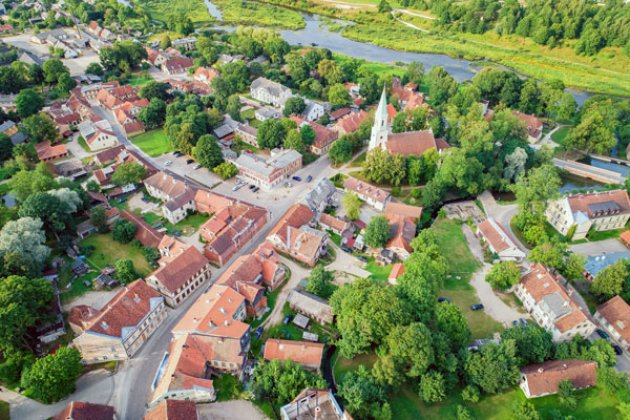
[368,87,390,151]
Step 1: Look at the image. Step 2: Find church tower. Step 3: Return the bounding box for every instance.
[368,87,390,151]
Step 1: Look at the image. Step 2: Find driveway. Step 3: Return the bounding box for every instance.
[153,153,222,188]
[462,224,526,326]
[197,400,266,420]
[569,238,627,256]
[261,256,310,329]
[326,243,371,278]
[65,133,95,160]
[62,289,120,311]
[478,191,527,253]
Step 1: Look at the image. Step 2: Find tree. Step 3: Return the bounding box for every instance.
[591,259,627,300]
[283,97,306,117]
[377,0,391,13]
[160,34,172,49]
[20,346,82,403]
[305,265,336,299]
[461,385,480,403]
[0,217,50,275]
[0,275,54,352]
[111,162,146,186]
[115,259,137,284]
[501,326,553,365]
[486,261,521,290]
[338,365,387,419]
[213,162,238,179]
[257,119,286,149]
[419,371,447,403]
[405,61,424,85]
[329,138,353,165]
[300,124,316,146]
[226,94,242,121]
[42,59,69,84]
[616,402,630,420]
[19,189,81,233]
[465,340,521,394]
[565,111,616,155]
[317,59,343,85]
[112,219,136,243]
[252,359,326,406]
[56,73,77,94]
[364,216,390,248]
[20,113,58,144]
[139,82,171,101]
[342,192,362,220]
[283,130,305,154]
[558,379,577,409]
[137,98,166,129]
[427,66,457,108]
[435,302,470,351]
[15,88,44,118]
[90,206,108,233]
[510,400,540,420]
[85,62,104,76]
[328,84,351,107]
[9,165,56,202]
[194,134,224,169]
[456,405,474,420]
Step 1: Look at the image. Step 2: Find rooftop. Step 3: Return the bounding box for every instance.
[264,339,324,367]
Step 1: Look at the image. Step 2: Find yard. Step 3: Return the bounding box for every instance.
[551,126,571,146]
[80,233,152,276]
[430,218,480,284]
[364,258,393,282]
[164,212,210,236]
[130,129,173,157]
[0,400,8,420]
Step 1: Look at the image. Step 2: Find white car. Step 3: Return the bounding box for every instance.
[164,160,173,166]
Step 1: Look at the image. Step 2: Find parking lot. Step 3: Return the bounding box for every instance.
[153,152,223,189]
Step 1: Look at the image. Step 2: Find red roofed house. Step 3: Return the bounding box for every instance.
[594,295,630,351]
[388,263,405,285]
[520,359,597,398]
[621,230,630,247]
[384,202,422,260]
[513,111,543,143]
[193,66,220,85]
[263,339,324,372]
[343,177,391,211]
[35,141,68,162]
[120,210,164,248]
[54,401,115,420]
[280,388,349,420]
[515,264,596,342]
[162,56,194,75]
[147,246,212,307]
[267,204,328,267]
[477,217,526,261]
[143,172,196,224]
[144,399,198,420]
[334,109,370,136]
[318,212,351,237]
[69,280,167,363]
[291,116,338,156]
[96,85,142,110]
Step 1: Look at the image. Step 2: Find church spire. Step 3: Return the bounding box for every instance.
[375,86,388,128]
[368,86,390,151]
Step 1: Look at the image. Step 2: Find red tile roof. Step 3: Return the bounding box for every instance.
[596,295,630,346]
[35,141,67,161]
[386,130,445,156]
[263,339,324,368]
[620,230,630,246]
[343,177,390,204]
[335,110,369,133]
[54,401,114,420]
[567,190,630,219]
[120,210,164,248]
[268,204,314,244]
[150,246,210,293]
[144,399,197,420]
[388,263,405,281]
[521,359,597,397]
[477,218,518,253]
[384,202,422,221]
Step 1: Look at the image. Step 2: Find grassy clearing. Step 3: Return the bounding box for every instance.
[126,74,153,87]
[585,225,627,242]
[334,53,404,77]
[214,374,243,401]
[213,0,305,29]
[552,126,571,146]
[130,129,173,157]
[137,0,213,25]
[441,289,504,339]
[364,257,392,282]
[164,212,210,235]
[430,218,480,285]
[332,351,377,384]
[77,136,90,153]
[0,166,16,181]
[80,233,152,276]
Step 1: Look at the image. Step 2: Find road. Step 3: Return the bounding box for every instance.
[261,257,311,329]
[569,238,627,256]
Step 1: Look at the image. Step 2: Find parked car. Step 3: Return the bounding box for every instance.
[173,151,182,157]
[612,344,623,355]
[283,315,293,325]
[596,328,610,339]
[232,184,243,191]
[249,184,256,190]
[292,176,302,182]
[252,186,260,193]
[173,230,182,237]
[254,326,264,339]
[164,160,173,166]
[193,164,202,170]
[186,159,194,164]
[357,255,368,262]
[438,296,451,303]
[341,245,352,253]
[470,303,484,311]
[306,175,313,182]
[246,149,253,153]
[519,318,528,326]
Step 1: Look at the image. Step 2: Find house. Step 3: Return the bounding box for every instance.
[546,190,630,240]
[172,37,197,50]
[53,159,87,179]
[235,123,257,146]
[149,334,217,407]
[302,99,330,122]
[69,280,167,363]
[0,120,18,136]
[584,251,630,281]
[144,399,198,420]
[343,177,391,211]
[35,141,68,161]
[161,56,194,75]
[291,116,338,155]
[520,359,597,398]
[213,123,234,146]
[263,339,324,372]
[255,106,281,121]
[147,246,212,307]
[477,218,526,261]
[193,66,219,85]
[267,204,328,267]
[513,111,543,143]
[334,109,370,136]
[234,149,302,191]
[280,388,349,420]
[143,172,196,224]
[391,78,426,112]
[250,77,293,108]
[329,107,351,122]
[120,210,164,248]
[76,220,97,239]
[77,120,119,151]
[305,178,337,213]
[54,401,115,420]
[157,235,188,265]
[594,296,630,351]
[318,213,351,237]
[96,85,144,110]
[384,202,422,260]
[287,288,334,324]
[388,263,405,285]
[514,264,596,342]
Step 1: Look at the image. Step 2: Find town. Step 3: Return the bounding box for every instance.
[0,0,628,420]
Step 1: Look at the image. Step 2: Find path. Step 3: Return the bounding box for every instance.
[391,11,429,33]
[325,243,371,278]
[462,224,525,326]
[569,238,627,256]
[534,124,564,150]
[261,257,311,329]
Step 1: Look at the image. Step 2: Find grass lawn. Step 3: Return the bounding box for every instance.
[130,129,173,157]
[213,0,305,29]
[348,150,367,168]
[0,182,10,195]
[240,108,256,121]
[332,351,378,384]
[214,374,243,401]
[80,233,152,276]
[440,289,504,339]
[585,226,626,242]
[0,400,8,420]
[0,166,16,181]
[430,218,480,285]
[231,139,260,155]
[364,258,393,282]
[136,0,214,25]
[60,269,100,303]
[552,126,572,146]
[164,212,210,236]
[126,74,153,87]
[77,136,90,153]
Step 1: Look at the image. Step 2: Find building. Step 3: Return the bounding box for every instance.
[280,388,349,420]
[54,401,115,420]
[384,202,422,260]
[235,123,257,146]
[144,399,198,420]
[594,295,630,351]
[267,204,328,267]
[318,213,351,237]
[263,339,324,372]
[368,88,449,157]
[476,218,526,261]
[621,230,630,247]
[120,210,164,248]
[334,109,370,136]
[77,120,119,151]
[546,190,630,240]
[302,99,330,122]
[305,178,338,213]
[193,66,220,85]
[513,111,543,143]
[343,177,391,211]
[162,56,194,75]
[388,263,405,285]
[147,246,212,307]
[287,288,334,324]
[69,280,167,363]
[53,159,87,179]
[234,149,302,191]
[291,116,338,155]
[143,172,195,224]
[250,77,292,108]
[584,251,630,281]
[514,264,596,342]
[0,120,18,136]
[35,141,68,161]
[520,359,597,398]
[255,106,281,121]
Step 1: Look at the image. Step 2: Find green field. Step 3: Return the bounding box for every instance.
[130,129,173,157]
[552,126,571,146]
[136,0,214,25]
[213,0,305,29]
[430,218,480,285]
[80,233,152,277]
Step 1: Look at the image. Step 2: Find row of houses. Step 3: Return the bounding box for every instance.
[145,47,194,75]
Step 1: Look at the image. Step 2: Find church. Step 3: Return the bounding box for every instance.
[368,88,449,156]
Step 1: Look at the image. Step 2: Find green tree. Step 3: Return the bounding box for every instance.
[456,405,474,420]
[405,61,424,85]
[565,111,616,155]
[42,59,68,84]
[436,302,471,351]
[283,97,306,117]
[427,66,457,109]
[342,191,362,221]
[194,134,224,169]
[529,241,566,269]
[114,259,137,284]
[300,124,316,146]
[317,59,343,85]
[21,346,82,403]
[461,385,480,403]
[18,189,81,233]
[558,379,577,409]
[160,34,172,49]
[9,165,56,202]
[89,206,108,233]
[137,98,166,129]
[328,84,351,107]
[226,94,242,121]
[501,326,553,365]
[252,359,326,406]
[510,400,540,420]
[257,119,286,149]
[85,62,104,76]
[329,138,353,165]
[305,264,336,299]
[486,261,521,290]
[283,130,305,154]
[21,113,59,144]
[364,216,391,248]
[15,88,44,118]
[338,365,387,419]
[111,162,146,186]
[591,259,627,300]
[213,162,238,179]
[112,219,136,243]
[139,82,171,101]
[465,340,521,394]
[0,217,50,276]
[419,371,447,403]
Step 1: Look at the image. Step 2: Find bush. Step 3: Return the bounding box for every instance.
[112,219,137,243]
[461,385,480,403]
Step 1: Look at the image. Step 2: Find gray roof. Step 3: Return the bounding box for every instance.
[10,132,27,145]
[251,77,291,97]
[0,120,16,132]
[540,292,571,320]
[236,123,257,136]
[305,178,336,212]
[235,149,301,177]
[255,107,280,119]
[585,251,630,277]
[213,123,233,139]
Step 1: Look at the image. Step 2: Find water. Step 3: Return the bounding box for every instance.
[559,173,606,193]
[588,157,630,178]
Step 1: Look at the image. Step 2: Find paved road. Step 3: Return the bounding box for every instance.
[569,238,627,256]
[261,257,310,329]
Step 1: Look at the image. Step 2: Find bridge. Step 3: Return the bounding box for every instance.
[553,158,626,185]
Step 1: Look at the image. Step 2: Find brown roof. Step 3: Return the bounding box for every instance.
[478,218,517,253]
[567,190,630,219]
[386,130,443,156]
[513,111,543,139]
[596,295,630,345]
[384,202,422,221]
[54,401,115,420]
[336,109,369,133]
[70,280,162,338]
[343,177,390,204]
[389,263,405,280]
[521,359,597,397]
[120,210,164,248]
[150,246,209,293]
[330,107,351,120]
[620,230,630,246]
[263,339,324,367]
[318,213,350,233]
[35,141,67,160]
[290,117,338,150]
[144,399,198,420]
[144,172,190,200]
[95,145,126,165]
[268,204,314,244]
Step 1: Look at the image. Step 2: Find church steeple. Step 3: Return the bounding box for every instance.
[375,86,388,128]
[368,86,390,151]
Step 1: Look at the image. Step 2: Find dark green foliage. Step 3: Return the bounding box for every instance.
[112,219,136,244]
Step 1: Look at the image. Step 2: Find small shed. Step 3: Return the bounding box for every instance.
[293,313,310,329]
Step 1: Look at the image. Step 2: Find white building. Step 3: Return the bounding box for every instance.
[233,149,302,191]
[250,77,292,109]
[476,218,526,261]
